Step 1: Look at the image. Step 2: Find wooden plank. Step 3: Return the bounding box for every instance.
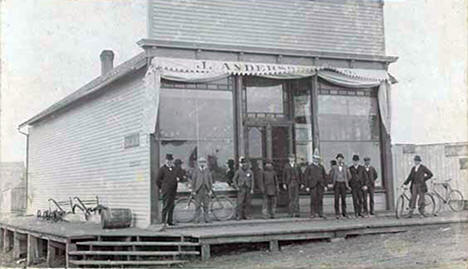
[27,234,40,266]
[269,240,279,252]
[75,241,199,247]
[69,260,187,266]
[13,231,27,259]
[47,240,56,267]
[0,228,3,250]
[201,244,210,261]
[200,231,333,245]
[310,74,320,150]
[48,240,66,250]
[68,250,200,256]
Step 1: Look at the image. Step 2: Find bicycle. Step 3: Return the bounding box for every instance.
[174,191,235,223]
[428,178,464,214]
[395,185,436,219]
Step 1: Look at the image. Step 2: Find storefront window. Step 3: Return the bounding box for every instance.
[158,78,234,181]
[318,81,383,187]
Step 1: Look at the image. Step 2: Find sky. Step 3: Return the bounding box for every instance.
[1,0,467,163]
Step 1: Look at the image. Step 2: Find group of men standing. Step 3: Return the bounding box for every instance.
[155,151,380,229]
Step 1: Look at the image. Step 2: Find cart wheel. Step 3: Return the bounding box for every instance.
[174,198,196,223]
[36,210,42,218]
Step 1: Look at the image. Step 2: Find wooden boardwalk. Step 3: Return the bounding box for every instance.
[1,211,467,267]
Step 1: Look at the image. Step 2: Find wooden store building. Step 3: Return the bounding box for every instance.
[19,0,398,228]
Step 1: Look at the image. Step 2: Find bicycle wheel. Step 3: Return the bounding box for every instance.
[447,190,464,212]
[395,195,407,219]
[424,193,436,216]
[211,196,235,221]
[174,198,196,223]
[431,192,443,215]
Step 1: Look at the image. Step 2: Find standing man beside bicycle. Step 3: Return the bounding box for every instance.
[403,155,433,218]
[362,157,378,216]
[233,157,255,220]
[191,157,213,223]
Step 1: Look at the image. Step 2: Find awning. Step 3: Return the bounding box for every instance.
[143,57,394,135]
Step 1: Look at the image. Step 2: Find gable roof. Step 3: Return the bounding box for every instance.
[19,52,147,128]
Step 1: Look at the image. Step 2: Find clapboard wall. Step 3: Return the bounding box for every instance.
[148,0,386,56]
[28,69,152,227]
[392,143,468,205]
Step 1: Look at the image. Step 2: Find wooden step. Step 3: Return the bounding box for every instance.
[75,241,199,247]
[69,250,200,256]
[69,260,187,266]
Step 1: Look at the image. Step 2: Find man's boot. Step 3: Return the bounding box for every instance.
[407,209,414,218]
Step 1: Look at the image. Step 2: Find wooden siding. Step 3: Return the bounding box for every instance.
[148,0,385,56]
[28,70,151,228]
[392,143,468,206]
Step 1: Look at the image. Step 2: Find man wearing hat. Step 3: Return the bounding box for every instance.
[156,153,179,229]
[349,154,366,218]
[329,153,351,219]
[403,155,433,217]
[362,157,378,215]
[174,159,188,183]
[225,159,236,186]
[303,151,328,218]
[259,159,279,219]
[282,154,303,217]
[233,157,255,220]
[191,157,213,223]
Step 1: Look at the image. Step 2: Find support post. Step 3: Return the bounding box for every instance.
[27,234,39,265]
[269,240,279,252]
[13,232,27,259]
[47,240,56,267]
[0,228,4,250]
[3,229,12,252]
[235,76,245,158]
[201,244,210,261]
[310,75,320,151]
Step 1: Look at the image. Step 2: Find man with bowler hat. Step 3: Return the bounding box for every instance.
[156,153,178,230]
[329,153,351,219]
[282,154,303,217]
[191,157,213,223]
[304,150,328,219]
[233,157,255,220]
[403,155,433,217]
[362,157,378,215]
[349,154,366,217]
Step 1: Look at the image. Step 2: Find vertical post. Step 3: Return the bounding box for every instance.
[13,232,20,259]
[266,124,272,160]
[269,240,279,252]
[200,244,210,261]
[47,240,55,267]
[380,118,394,210]
[3,229,12,252]
[310,75,320,152]
[150,132,160,224]
[0,228,4,250]
[27,234,39,266]
[65,239,76,268]
[235,76,245,158]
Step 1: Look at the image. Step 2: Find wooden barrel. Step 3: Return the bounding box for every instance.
[101,208,132,229]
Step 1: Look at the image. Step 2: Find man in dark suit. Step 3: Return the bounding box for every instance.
[329,153,351,219]
[233,157,255,220]
[349,155,366,218]
[191,157,213,223]
[362,157,378,215]
[304,153,328,219]
[282,154,303,217]
[259,159,279,219]
[156,154,178,230]
[403,155,433,217]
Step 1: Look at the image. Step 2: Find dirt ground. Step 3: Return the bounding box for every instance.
[186,223,468,269]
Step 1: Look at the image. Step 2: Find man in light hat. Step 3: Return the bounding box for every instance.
[362,157,378,215]
[191,157,213,223]
[156,153,178,229]
[403,155,433,218]
[304,150,328,219]
[329,153,351,219]
[233,157,255,220]
[349,154,366,218]
[282,154,303,217]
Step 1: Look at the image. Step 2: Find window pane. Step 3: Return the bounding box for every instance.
[296,141,313,165]
[248,127,264,158]
[320,141,383,187]
[159,89,233,140]
[245,78,284,114]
